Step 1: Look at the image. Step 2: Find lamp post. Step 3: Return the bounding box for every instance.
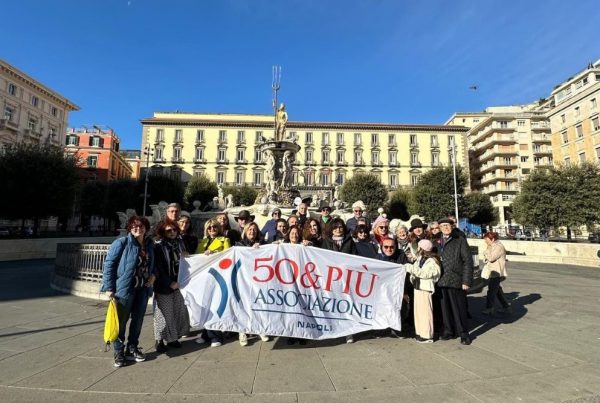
[142,129,153,217]
[450,139,460,227]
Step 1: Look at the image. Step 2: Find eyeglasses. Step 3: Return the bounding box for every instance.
[131,224,144,229]
[165,228,176,232]
[208,225,218,230]
[354,210,362,213]
[333,225,344,230]
[383,245,395,250]
[378,226,389,230]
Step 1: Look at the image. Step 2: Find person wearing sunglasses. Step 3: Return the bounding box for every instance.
[261,208,283,242]
[372,215,391,255]
[378,238,409,338]
[345,200,370,233]
[101,216,155,368]
[352,223,378,259]
[153,220,190,354]
[177,211,198,254]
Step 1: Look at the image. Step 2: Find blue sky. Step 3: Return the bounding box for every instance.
[4,0,600,149]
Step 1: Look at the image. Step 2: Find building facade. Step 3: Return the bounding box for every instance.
[65,126,133,182]
[140,112,469,191]
[448,105,553,226]
[121,149,142,180]
[0,59,79,147]
[544,59,600,165]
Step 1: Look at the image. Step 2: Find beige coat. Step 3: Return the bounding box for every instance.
[483,240,507,278]
[406,257,441,293]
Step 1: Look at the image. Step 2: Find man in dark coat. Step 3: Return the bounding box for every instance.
[437,218,473,345]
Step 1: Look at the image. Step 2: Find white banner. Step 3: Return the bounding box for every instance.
[179,244,405,340]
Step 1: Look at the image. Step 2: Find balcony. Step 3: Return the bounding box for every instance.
[389,161,399,167]
[195,137,205,145]
[531,122,551,131]
[236,160,249,165]
[216,159,230,165]
[533,147,553,155]
[472,134,516,153]
[336,161,348,166]
[217,138,227,145]
[409,143,419,149]
[173,137,183,145]
[470,124,514,144]
[410,162,422,168]
[171,157,185,164]
[193,158,207,164]
[153,158,166,163]
[371,161,383,167]
[154,137,165,144]
[354,161,365,167]
[532,134,552,143]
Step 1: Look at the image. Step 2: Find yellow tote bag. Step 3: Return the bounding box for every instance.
[103,298,119,348]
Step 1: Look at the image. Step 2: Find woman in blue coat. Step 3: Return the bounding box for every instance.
[101,216,155,368]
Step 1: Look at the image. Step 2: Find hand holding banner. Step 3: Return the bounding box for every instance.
[179,244,405,340]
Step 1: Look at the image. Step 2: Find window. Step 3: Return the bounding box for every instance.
[533,144,541,153]
[218,130,227,142]
[237,130,245,143]
[473,119,479,124]
[196,130,204,143]
[576,124,583,138]
[218,148,226,162]
[31,96,39,107]
[156,129,164,142]
[504,169,512,177]
[254,172,262,186]
[388,133,396,146]
[533,156,542,165]
[354,133,361,145]
[305,132,313,144]
[411,152,418,165]
[389,151,397,165]
[354,151,362,164]
[195,146,204,161]
[521,156,529,163]
[371,151,379,164]
[499,121,508,128]
[91,136,101,147]
[579,152,586,163]
[562,131,569,144]
[87,155,98,168]
[48,127,56,138]
[517,120,525,127]
[337,150,344,163]
[335,172,345,185]
[237,148,245,162]
[306,150,313,163]
[254,149,263,162]
[320,172,330,186]
[27,117,37,131]
[51,106,58,117]
[431,135,438,147]
[410,134,417,146]
[7,83,17,96]
[305,171,314,186]
[322,132,329,145]
[174,129,183,142]
[595,147,600,163]
[561,114,566,124]
[336,132,344,145]
[3,106,14,121]
[592,116,600,131]
[432,152,440,166]
[322,150,330,163]
[411,174,419,186]
[564,157,571,165]
[389,174,398,188]
[503,157,512,165]
[255,131,263,142]
[591,98,597,109]
[236,171,244,185]
[216,172,225,185]
[173,147,182,161]
[154,147,163,161]
[371,133,379,146]
[448,135,454,146]
[575,107,580,118]
[66,135,78,146]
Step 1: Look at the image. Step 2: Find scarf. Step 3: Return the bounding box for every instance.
[332,235,344,251]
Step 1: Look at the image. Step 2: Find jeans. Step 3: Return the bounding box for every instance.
[486,277,509,309]
[114,288,149,352]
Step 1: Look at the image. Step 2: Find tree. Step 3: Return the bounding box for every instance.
[513,163,600,238]
[137,176,184,213]
[184,173,218,210]
[80,181,108,218]
[0,143,79,230]
[223,185,258,207]
[386,188,412,220]
[462,192,498,226]
[338,173,388,216]
[407,166,467,222]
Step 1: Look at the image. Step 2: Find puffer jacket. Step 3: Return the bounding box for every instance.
[407,256,441,293]
[437,235,473,288]
[101,234,155,300]
[321,235,357,255]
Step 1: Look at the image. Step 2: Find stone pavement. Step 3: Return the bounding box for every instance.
[0,259,599,402]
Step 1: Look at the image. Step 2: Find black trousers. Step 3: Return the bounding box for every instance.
[440,287,469,337]
[486,277,509,309]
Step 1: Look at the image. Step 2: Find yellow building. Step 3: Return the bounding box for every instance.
[447,104,553,227]
[0,59,79,147]
[544,59,600,165]
[140,112,469,192]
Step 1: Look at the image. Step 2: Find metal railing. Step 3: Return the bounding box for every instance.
[54,243,110,283]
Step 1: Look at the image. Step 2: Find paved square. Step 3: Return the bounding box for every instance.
[0,258,599,402]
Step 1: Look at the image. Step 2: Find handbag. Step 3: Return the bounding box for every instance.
[481,263,491,280]
[103,298,119,349]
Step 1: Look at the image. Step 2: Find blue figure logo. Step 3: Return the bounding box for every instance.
[208,258,242,317]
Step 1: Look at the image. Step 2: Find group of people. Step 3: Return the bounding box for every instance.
[101,200,510,368]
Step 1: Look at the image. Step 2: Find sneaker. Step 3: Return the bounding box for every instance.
[239,333,248,346]
[260,334,270,342]
[125,345,146,362]
[346,335,354,344]
[210,340,222,348]
[195,336,206,345]
[167,340,182,348]
[460,336,472,345]
[155,340,167,354]
[415,335,434,344]
[113,349,126,368]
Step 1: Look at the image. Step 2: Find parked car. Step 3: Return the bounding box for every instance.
[515,230,533,241]
[588,233,600,243]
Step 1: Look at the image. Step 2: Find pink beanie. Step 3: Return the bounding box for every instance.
[372,215,389,228]
[418,239,433,252]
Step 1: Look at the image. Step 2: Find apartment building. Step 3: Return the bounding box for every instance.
[139,112,469,192]
[0,59,79,147]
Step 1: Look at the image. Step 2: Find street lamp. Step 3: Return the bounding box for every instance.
[450,139,460,227]
[142,129,153,217]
